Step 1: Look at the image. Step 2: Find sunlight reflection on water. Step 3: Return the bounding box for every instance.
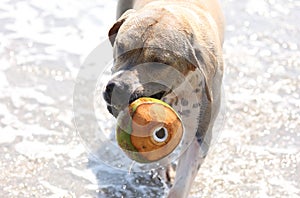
[0,0,299,197]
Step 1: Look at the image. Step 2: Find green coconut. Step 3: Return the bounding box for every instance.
[116,97,183,163]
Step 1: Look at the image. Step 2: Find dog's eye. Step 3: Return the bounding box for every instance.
[152,127,168,143]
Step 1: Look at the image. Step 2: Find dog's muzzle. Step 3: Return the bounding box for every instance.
[103,79,169,117]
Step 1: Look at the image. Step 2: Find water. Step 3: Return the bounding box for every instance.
[0,0,299,197]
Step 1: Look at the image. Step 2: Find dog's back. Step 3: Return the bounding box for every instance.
[117,0,224,42]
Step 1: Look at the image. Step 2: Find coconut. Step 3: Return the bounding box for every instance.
[116,97,183,163]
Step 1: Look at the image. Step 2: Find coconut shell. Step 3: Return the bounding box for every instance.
[116,97,183,163]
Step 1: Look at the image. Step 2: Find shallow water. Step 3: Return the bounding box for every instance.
[0,0,299,197]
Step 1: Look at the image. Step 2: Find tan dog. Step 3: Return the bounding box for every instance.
[103,0,224,197]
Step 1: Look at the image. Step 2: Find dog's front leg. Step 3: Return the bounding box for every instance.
[167,137,206,198]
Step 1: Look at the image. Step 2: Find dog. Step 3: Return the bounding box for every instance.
[103,0,224,197]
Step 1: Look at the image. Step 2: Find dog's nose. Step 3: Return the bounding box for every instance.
[103,80,133,115]
[103,81,128,117]
[103,82,116,104]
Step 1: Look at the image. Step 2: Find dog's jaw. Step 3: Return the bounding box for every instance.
[106,90,169,118]
[103,72,171,118]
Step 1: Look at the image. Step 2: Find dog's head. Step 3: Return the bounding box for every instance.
[103,8,214,118]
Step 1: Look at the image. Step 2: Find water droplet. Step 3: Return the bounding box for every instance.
[249,34,258,41]
[27,42,33,48]
[128,161,135,174]
[259,49,271,57]
[282,43,288,49]
[289,43,298,50]
[244,21,250,27]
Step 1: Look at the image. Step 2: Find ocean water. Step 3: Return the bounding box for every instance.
[0,0,299,197]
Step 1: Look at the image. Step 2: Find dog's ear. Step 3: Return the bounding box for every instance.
[108,18,125,46]
[108,9,136,46]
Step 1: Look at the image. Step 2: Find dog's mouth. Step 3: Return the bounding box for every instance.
[107,90,169,118]
[129,90,167,104]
